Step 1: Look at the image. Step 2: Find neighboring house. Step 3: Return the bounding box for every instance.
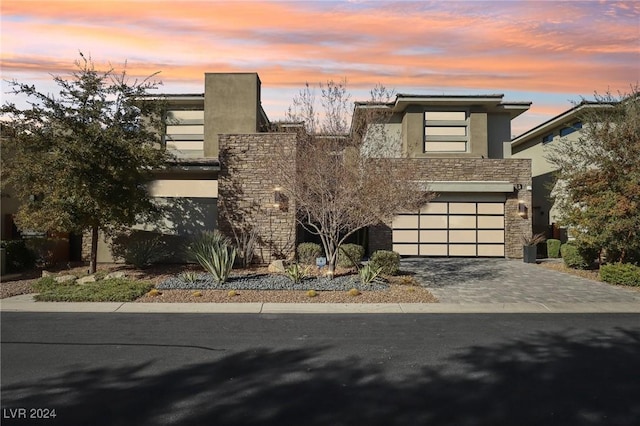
[510,101,614,239]
[5,72,536,262]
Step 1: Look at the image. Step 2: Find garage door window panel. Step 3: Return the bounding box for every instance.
[478,245,505,256]
[477,216,504,229]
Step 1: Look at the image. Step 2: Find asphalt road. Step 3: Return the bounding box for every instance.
[2,312,639,426]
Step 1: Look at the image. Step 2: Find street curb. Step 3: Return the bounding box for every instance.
[1,294,639,314]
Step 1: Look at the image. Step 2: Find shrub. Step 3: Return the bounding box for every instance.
[188,231,236,284]
[600,263,640,286]
[284,262,310,284]
[547,239,561,258]
[338,244,365,268]
[297,242,323,265]
[358,263,383,285]
[561,243,592,269]
[1,240,37,273]
[348,288,361,296]
[306,289,317,297]
[111,232,172,268]
[369,250,401,275]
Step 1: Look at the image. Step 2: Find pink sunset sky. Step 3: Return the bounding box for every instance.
[1,0,638,136]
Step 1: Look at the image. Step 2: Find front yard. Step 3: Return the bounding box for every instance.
[0,263,438,303]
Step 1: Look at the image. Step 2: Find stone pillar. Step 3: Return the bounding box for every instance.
[218,133,298,264]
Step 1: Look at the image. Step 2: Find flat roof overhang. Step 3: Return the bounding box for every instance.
[415,181,516,192]
[165,158,220,172]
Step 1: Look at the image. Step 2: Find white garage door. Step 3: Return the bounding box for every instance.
[392,201,505,257]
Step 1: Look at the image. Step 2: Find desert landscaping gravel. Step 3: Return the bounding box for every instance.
[157,273,389,291]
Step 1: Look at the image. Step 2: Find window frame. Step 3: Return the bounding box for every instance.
[423,110,469,153]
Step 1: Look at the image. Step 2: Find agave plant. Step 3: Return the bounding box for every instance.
[284,262,310,284]
[358,263,383,285]
[188,231,236,284]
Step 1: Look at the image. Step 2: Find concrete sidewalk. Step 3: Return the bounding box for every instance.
[2,294,639,314]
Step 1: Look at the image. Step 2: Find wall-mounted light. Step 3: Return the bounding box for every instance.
[518,200,528,218]
[273,186,287,211]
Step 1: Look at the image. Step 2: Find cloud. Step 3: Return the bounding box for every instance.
[1,0,638,127]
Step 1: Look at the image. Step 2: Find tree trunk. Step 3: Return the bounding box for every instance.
[326,249,337,279]
[89,225,98,274]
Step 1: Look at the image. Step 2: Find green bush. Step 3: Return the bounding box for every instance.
[369,250,401,275]
[1,240,37,273]
[600,263,640,286]
[561,243,592,269]
[188,231,236,284]
[547,239,561,258]
[338,244,364,268]
[297,242,323,265]
[34,277,153,302]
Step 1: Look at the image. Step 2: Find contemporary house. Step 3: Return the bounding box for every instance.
[355,94,532,258]
[510,101,614,238]
[3,72,535,263]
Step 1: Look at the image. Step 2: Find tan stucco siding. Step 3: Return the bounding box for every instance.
[204,73,261,157]
[147,179,218,198]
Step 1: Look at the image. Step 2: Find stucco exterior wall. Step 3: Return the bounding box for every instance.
[218,133,298,264]
[204,73,261,158]
[397,109,511,159]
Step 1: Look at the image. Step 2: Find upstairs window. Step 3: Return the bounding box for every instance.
[542,133,554,144]
[424,111,468,153]
[559,121,582,137]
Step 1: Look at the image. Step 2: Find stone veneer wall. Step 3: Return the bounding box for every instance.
[218,133,298,264]
[368,158,532,258]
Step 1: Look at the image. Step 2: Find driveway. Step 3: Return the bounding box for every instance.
[401,258,640,304]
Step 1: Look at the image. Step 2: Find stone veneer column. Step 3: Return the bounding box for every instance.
[218,133,298,264]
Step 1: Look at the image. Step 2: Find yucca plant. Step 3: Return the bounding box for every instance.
[359,263,383,285]
[188,231,236,284]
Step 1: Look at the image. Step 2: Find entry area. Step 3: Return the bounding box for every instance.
[392,195,505,257]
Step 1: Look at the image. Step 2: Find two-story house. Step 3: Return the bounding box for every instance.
[72,73,534,263]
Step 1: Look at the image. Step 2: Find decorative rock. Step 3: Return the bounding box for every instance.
[267,259,286,273]
[77,275,96,285]
[105,271,126,279]
[54,275,77,283]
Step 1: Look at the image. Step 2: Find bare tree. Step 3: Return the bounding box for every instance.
[275,80,430,276]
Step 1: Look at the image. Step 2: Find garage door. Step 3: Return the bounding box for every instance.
[392,201,505,257]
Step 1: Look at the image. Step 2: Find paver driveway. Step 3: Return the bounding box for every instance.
[401,258,640,304]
